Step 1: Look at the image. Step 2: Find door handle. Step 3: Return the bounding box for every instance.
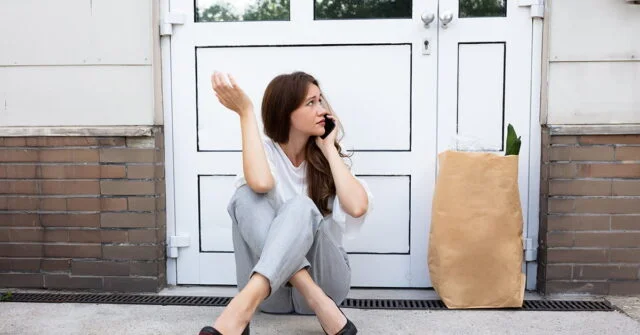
[440,11,454,29]
[421,11,435,28]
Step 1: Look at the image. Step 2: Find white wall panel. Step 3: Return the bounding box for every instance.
[549,0,640,61]
[0,66,154,126]
[0,0,152,66]
[548,62,640,124]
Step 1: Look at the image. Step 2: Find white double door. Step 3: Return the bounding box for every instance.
[170,0,536,287]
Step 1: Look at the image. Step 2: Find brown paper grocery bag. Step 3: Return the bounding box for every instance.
[428,150,525,309]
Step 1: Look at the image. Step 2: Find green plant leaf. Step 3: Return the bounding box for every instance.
[506,123,521,156]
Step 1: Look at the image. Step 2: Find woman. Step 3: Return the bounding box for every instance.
[199,71,372,335]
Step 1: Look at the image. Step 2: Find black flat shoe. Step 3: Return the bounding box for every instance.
[322,304,357,335]
[199,323,250,335]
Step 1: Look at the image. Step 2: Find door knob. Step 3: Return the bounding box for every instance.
[421,11,435,28]
[440,11,454,28]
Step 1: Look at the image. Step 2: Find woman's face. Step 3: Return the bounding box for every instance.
[289,83,328,137]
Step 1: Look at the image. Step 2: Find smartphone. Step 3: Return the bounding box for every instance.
[321,115,335,139]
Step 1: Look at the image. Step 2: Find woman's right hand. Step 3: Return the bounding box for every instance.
[211,72,253,118]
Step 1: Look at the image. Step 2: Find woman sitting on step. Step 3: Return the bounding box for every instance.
[199,71,372,335]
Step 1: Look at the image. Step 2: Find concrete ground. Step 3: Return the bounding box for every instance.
[1,288,639,335]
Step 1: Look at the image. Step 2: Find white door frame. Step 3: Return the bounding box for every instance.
[160,0,544,289]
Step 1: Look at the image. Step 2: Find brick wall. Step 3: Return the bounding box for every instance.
[539,130,640,295]
[0,128,166,292]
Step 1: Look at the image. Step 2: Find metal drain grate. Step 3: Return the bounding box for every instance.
[0,292,613,311]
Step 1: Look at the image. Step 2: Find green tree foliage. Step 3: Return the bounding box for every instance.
[459,0,506,18]
[315,0,411,19]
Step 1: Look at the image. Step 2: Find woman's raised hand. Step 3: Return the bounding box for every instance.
[211,72,253,118]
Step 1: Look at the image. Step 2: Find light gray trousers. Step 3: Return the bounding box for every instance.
[227,185,351,315]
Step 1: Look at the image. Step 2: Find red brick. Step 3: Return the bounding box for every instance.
[548,198,575,213]
[610,249,640,263]
[103,245,159,260]
[68,230,101,243]
[41,214,100,228]
[574,265,638,280]
[66,198,100,211]
[101,230,128,243]
[26,137,98,147]
[40,198,67,211]
[100,181,155,195]
[128,197,156,211]
[547,232,574,247]
[101,213,155,228]
[100,165,126,178]
[549,180,611,196]
[0,180,38,194]
[43,230,69,242]
[100,149,155,163]
[545,281,609,295]
[0,214,38,227]
[547,249,609,263]
[10,228,43,242]
[0,138,27,146]
[130,262,157,276]
[574,232,640,248]
[128,229,157,243]
[127,165,155,179]
[578,163,640,178]
[39,165,101,179]
[549,163,577,178]
[0,273,44,288]
[44,274,102,289]
[155,196,165,211]
[611,216,640,230]
[41,259,70,272]
[0,197,39,210]
[0,244,43,257]
[97,138,126,146]
[71,260,129,276]
[546,265,572,280]
[0,149,39,162]
[155,165,165,178]
[0,165,37,178]
[103,277,158,292]
[612,180,640,196]
[579,135,640,145]
[550,136,577,144]
[39,149,99,163]
[2,257,41,272]
[574,198,640,214]
[101,198,127,211]
[0,229,9,242]
[550,146,614,161]
[44,244,101,258]
[616,147,640,161]
[609,282,640,295]
[40,180,100,195]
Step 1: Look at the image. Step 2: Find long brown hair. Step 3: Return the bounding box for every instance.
[262,72,350,215]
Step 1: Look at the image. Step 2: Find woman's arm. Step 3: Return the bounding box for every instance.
[211,72,274,193]
[323,146,368,217]
[316,115,368,217]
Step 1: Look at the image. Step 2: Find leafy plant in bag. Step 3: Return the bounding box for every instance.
[505,124,521,156]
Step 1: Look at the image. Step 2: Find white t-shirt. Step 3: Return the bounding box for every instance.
[233,138,373,244]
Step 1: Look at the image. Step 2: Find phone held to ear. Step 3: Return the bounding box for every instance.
[321,115,336,139]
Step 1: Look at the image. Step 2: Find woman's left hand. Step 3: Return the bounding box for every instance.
[315,114,339,155]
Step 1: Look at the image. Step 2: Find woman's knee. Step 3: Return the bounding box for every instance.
[228,185,273,220]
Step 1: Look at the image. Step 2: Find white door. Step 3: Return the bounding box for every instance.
[169,0,536,288]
